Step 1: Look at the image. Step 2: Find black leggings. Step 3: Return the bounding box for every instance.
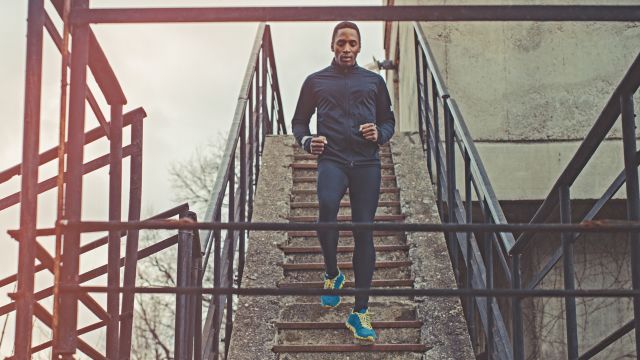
[316,159,381,311]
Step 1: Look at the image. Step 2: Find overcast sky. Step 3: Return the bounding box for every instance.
[0,0,385,355]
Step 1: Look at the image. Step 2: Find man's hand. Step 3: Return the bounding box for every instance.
[310,136,327,155]
[359,123,378,142]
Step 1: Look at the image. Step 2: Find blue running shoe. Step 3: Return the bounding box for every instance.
[345,307,377,343]
[320,271,345,308]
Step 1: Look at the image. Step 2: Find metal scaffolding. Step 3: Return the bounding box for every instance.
[4,2,640,359]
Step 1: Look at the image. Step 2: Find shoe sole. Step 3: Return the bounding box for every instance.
[345,322,376,343]
[321,301,340,309]
[320,275,345,309]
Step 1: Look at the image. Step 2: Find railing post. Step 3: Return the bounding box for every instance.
[107,103,123,359]
[239,113,247,286]
[422,52,432,182]
[444,101,459,282]
[224,155,236,358]
[176,210,196,359]
[194,233,203,360]
[256,37,273,136]
[248,84,255,223]
[119,117,144,359]
[511,253,525,360]
[414,32,426,155]
[432,78,442,211]
[57,0,90,355]
[559,185,578,360]
[15,0,45,357]
[261,40,269,142]
[254,58,261,190]
[212,210,222,358]
[620,92,640,357]
[464,150,476,349]
[484,210,494,359]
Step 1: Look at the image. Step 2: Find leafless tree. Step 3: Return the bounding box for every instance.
[131,138,226,359]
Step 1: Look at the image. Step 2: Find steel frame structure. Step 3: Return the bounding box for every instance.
[6,1,640,359]
[413,19,640,359]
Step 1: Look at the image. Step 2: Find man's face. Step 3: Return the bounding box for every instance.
[331,28,360,67]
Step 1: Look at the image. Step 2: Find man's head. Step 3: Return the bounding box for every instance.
[331,21,361,67]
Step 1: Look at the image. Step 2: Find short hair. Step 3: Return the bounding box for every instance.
[332,21,361,44]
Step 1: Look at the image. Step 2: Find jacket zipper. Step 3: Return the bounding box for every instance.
[344,68,354,166]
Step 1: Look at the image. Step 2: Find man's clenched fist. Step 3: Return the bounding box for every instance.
[310,136,327,155]
[359,123,378,142]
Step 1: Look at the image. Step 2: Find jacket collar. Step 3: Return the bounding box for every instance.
[331,58,359,73]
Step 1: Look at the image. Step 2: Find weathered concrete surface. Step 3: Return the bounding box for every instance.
[385,0,640,200]
[520,228,635,359]
[227,135,294,360]
[391,131,475,360]
[453,140,628,200]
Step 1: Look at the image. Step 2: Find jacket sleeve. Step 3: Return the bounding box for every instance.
[291,76,316,149]
[375,76,396,145]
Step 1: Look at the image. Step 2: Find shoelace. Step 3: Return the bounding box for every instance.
[323,273,340,289]
[323,278,334,289]
[357,311,373,329]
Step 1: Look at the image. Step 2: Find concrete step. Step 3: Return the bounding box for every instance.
[276,321,422,330]
[292,163,395,170]
[290,206,401,217]
[284,251,409,264]
[293,168,396,177]
[282,260,412,271]
[280,244,410,254]
[283,266,413,287]
[291,190,400,203]
[293,158,395,166]
[292,146,391,156]
[286,235,406,247]
[292,178,397,190]
[290,200,400,208]
[273,346,428,359]
[291,187,400,195]
[276,328,421,345]
[288,231,402,237]
[289,214,405,222]
[293,153,393,161]
[279,302,416,322]
[278,279,414,288]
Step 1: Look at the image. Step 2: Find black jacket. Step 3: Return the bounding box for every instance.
[292,60,395,167]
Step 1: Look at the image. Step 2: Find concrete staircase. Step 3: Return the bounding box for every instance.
[227,134,474,360]
[271,145,429,359]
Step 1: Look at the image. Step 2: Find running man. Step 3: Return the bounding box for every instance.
[292,21,396,342]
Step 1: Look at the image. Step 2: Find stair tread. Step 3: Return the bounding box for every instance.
[294,154,392,160]
[292,163,394,169]
[278,279,414,288]
[288,231,402,237]
[289,214,405,222]
[282,261,412,271]
[292,187,399,194]
[293,175,396,183]
[280,245,410,254]
[290,201,400,208]
[272,344,430,353]
[276,320,422,329]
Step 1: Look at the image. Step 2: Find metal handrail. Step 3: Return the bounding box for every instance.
[197,23,287,359]
[414,23,515,251]
[413,22,515,360]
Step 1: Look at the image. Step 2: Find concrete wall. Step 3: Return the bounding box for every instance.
[385,2,640,358]
[385,0,640,200]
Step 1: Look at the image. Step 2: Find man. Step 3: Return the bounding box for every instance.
[291,21,395,343]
